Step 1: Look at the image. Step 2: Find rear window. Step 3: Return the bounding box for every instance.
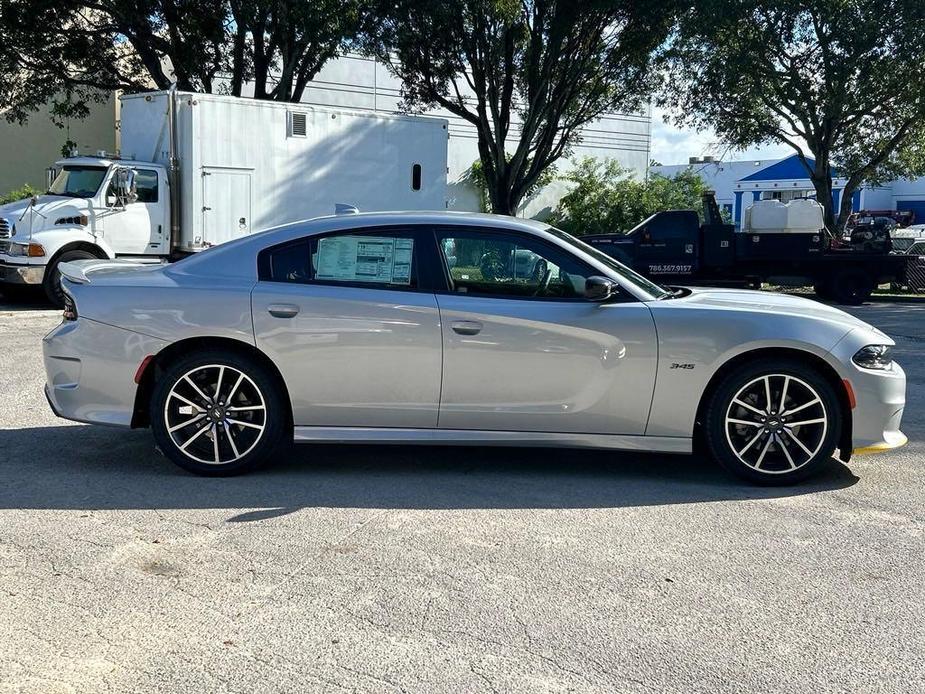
[259,233,417,289]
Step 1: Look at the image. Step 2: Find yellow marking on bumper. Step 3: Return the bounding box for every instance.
[853,432,908,455]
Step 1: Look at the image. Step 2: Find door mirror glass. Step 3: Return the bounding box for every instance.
[585,276,618,301]
[112,168,138,205]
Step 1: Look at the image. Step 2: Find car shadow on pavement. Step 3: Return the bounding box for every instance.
[0,292,55,312]
[0,424,859,517]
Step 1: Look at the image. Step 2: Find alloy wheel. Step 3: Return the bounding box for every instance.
[724,374,828,474]
[163,364,267,465]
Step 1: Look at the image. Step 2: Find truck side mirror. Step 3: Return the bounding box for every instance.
[585,276,618,302]
[113,168,138,206]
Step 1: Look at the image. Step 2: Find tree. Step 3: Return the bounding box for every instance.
[0,0,366,125]
[228,1,367,102]
[662,0,925,231]
[366,0,677,216]
[551,158,708,235]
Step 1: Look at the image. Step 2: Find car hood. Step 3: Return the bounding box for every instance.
[656,287,879,333]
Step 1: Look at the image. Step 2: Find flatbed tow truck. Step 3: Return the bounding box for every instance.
[584,193,911,305]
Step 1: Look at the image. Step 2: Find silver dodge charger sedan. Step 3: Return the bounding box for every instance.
[43,211,907,484]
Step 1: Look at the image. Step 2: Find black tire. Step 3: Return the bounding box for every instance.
[151,349,287,476]
[704,358,842,485]
[828,269,873,305]
[813,281,833,301]
[43,249,98,307]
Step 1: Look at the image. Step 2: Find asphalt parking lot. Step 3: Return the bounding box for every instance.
[0,294,922,694]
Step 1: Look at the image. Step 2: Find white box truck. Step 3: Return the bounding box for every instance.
[0,87,449,304]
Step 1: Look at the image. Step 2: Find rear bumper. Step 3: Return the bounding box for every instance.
[43,317,168,427]
[0,260,45,285]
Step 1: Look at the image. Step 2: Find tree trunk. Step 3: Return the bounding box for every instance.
[809,159,836,232]
[835,183,857,232]
[486,166,524,216]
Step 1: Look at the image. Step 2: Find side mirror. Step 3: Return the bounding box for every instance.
[585,275,618,302]
[113,168,138,205]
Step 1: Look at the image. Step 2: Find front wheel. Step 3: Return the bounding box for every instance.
[704,359,842,485]
[151,350,287,475]
[43,249,98,307]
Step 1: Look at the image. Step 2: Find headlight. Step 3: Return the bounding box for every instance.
[6,242,46,257]
[852,344,894,370]
[55,215,88,226]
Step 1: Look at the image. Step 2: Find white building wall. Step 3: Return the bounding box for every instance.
[281,54,652,217]
[0,93,118,194]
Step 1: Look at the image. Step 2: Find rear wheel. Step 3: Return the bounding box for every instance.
[151,350,287,475]
[43,249,98,307]
[828,269,873,305]
[704,359,841,485]
[813,281,833,301]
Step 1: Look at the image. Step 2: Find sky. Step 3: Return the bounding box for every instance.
[648,107,798,166]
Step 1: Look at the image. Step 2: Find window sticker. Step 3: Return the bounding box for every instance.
[315,236,413,285]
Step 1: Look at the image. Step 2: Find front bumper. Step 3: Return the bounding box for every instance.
[43,317,168,427]
[846,360,906,455]
[0,259,45,284]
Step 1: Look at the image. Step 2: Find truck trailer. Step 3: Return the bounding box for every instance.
[0,88,449,304]
[584,193,910,305]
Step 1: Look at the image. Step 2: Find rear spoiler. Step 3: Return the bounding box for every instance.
[57,258,148,284]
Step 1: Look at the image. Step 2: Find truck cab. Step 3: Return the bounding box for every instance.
[0,156,169,303]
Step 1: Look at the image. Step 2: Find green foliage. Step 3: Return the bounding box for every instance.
[0,0,366,124]
[0,184,41,206]
[551,158,708,236]
[465,159,556,213]
[367,0,678,215]
[662,0,925,230]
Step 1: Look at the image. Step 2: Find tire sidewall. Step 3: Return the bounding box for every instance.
[44,249,98,307]
[151,349,286,476]
[705,359,842,485]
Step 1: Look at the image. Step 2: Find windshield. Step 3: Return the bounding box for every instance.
[544,225,672,300]
[47,166,107,198]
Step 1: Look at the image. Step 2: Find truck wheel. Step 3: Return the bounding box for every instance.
[813,281,833,301]
[43,249,98,307]
[150,349,288,476]
[829,269,873,305]
[704,359,841,485]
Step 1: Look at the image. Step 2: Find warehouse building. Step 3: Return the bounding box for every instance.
[653,154,925,227]
[0,54,651,218]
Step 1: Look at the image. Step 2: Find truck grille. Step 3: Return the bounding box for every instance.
[0,218,11,238]
[0,241,10,254]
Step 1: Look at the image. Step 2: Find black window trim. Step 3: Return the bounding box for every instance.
[257,224,441,293]
[430,224,631,304]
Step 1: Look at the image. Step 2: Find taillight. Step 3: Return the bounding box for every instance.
[62,294,77,321]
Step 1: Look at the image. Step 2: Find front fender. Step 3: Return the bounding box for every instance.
[33,228,115,263]
[645,306,854,438]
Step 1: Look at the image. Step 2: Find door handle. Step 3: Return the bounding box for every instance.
[451,320,482,335]
[267,303,300,318]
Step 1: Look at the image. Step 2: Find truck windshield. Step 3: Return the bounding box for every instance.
[47,166,107,198]
[544,225,672,300]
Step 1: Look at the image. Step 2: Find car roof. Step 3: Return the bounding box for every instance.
[175,210,556,275]
[168,211,556,278]
[267,210,551,235]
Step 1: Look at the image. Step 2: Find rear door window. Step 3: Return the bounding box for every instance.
[259,228,421,290]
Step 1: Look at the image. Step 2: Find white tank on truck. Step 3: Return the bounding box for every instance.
[743,198,825,234]
[0,87,449,305]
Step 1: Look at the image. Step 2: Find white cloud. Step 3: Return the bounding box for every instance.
[649,107,801,166]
